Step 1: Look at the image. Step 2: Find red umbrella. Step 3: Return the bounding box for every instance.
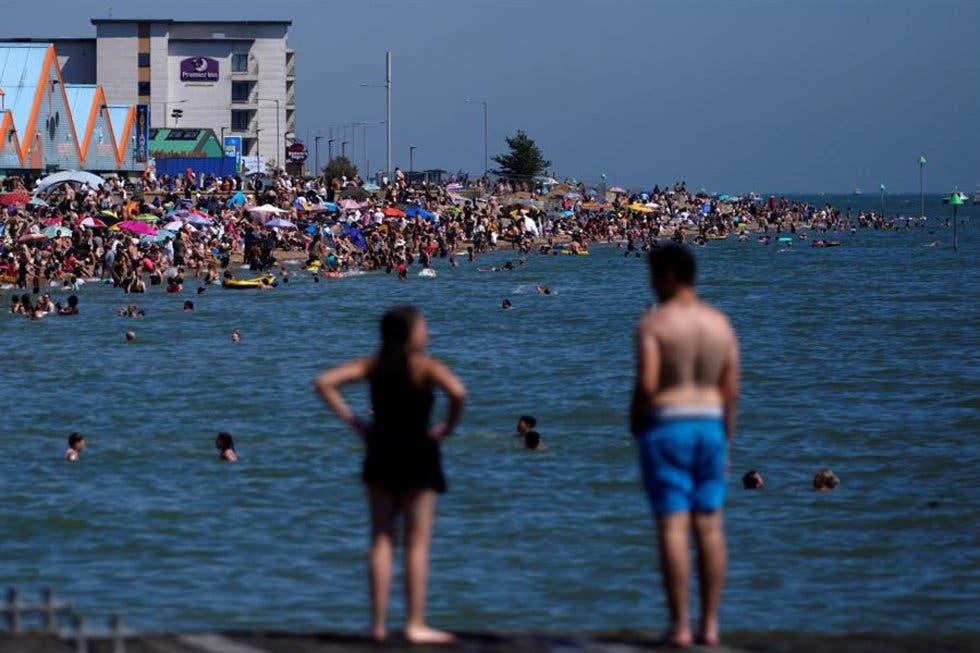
[76,216,108,228]
[44,217,63,226]
[382,207,405,218]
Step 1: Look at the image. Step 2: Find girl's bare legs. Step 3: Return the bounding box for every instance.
[367,485,396,642]
[403,489,454,644]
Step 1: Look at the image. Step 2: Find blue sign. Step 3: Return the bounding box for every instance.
[223,135,242,173]
[135,104,150,163]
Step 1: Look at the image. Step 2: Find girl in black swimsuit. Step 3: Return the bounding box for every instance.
[314,306,466,645]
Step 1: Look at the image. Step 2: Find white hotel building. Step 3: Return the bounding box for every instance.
[39,19,295,164]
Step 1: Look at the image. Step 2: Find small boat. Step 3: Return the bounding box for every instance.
[222,275,276,289]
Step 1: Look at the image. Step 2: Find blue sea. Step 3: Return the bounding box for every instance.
[1,194,977,635]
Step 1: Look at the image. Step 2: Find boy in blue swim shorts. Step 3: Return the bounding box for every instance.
[630,244,740,647]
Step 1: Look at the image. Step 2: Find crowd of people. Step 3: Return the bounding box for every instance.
[1,169,921,309]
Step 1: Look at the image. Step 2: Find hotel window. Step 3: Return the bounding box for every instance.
[232,53,249,72]
[231,81,251,103]
[138,53,150,67]
[231,110,252,131]
[137,82,151,96]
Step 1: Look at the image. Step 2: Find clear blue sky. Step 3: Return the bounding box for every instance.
[4,0,979,191]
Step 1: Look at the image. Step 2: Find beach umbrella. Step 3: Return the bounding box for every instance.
[99,210,118,221]
[44,217,63,226]
[608,186,627,194]
[382,207,405,218]
[248,204,286,216]
[628,203,653,213]
[117,220,157,236]
[132,213,159,223]
[313,202,338,213]
[362,183,381,192]
[28,197,49,208]
[185,213,213,225]
[163,220,184,231]
[77,216,107,228]
[34,170,106,193]
[338,199,362,210]
[404,207,434,219]
[265,218,296,228]
[564,192,581,199]
[42,225,73,239]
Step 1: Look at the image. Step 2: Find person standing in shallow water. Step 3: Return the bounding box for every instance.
[313,306,466,645]
[630,244,740,647]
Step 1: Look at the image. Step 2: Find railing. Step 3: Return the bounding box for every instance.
[2,587,134,653]
[286,62,295,78]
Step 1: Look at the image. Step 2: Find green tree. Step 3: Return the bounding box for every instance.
[492,130,551,179]
[322,156,359,185]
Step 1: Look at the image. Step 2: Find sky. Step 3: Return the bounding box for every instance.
[3,0,979,192]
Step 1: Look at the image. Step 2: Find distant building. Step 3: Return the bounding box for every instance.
[5,18,295,170]
[0,43,141,172]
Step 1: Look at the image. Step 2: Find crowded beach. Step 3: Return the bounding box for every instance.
[0,168,916,306]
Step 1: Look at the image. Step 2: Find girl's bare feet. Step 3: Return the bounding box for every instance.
[405,624,455,645]
[656,628,693,648]
[370,625,387,643]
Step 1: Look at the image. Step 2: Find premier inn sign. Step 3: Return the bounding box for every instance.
[180,57,219,83]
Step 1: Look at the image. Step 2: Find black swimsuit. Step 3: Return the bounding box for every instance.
[363,377,446,494]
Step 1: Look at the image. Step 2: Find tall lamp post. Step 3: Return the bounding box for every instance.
[315,135,324,174]
[918,155,927,219]
[254,128,262,170]
[948,190,963,253]
[464,98,488,178]
[328,138,335,163]
[409,145,416,173]
[879,183,886,218]
[341,141,348,158]
[256,97,281,169]
[360,52,392,182]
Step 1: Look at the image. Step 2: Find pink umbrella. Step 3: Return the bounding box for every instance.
[338,199,361,210]
[116,220,157,236]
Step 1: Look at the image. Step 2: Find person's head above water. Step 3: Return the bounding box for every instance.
[742,470,764,489]
[215,432,235,452]
[813,468,840,491]
[517,415,537,435]
[524,431,541,450]
[648,243,696,302]
[68,432,85,451]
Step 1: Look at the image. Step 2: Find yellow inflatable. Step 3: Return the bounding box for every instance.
[222,275,275,289]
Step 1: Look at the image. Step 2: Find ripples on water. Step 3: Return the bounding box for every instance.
[1,222,978,634]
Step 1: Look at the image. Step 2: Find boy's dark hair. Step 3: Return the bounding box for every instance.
[742,470,763,489]
[216,432,235,451]
[519,415,537,428]
[524,431,541,450]
[68,432,84,447]
[649,244,696,285]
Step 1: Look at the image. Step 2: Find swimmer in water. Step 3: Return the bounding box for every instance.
[125,330,136,341]
[183,301,194,311]
[516,415,537,439]
[535,284,552,295]
[524,430,547,451]
[231,330,241,343]
[501,299,512,310]
[742,470,764,489]
[64,432,85,462]
[215,432,238,462]
[813,468,839,491]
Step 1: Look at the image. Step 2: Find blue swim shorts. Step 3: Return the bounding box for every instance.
[637,407,727,516]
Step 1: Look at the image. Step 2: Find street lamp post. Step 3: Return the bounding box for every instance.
[464,98,488,177]
[256,97,280,169]
[341,141,348,157]
[918,155,927,218]
[328,138,335,163]
[315,136,324,174]
[409,146,416,173]
[360,52,392,182]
